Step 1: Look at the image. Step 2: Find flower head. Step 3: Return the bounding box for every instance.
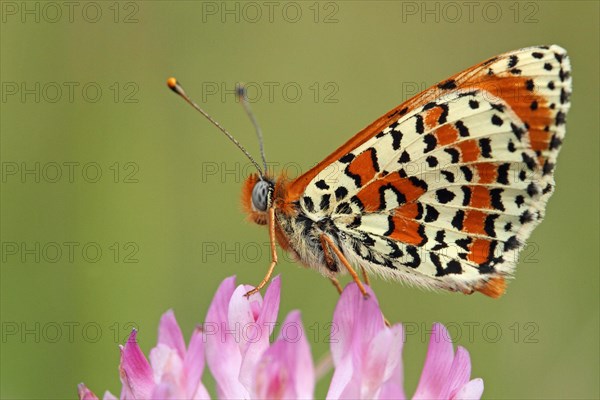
[80,277,483,400]
[203,275,314,399]
[327,283,484,400]
[79,310,209,400]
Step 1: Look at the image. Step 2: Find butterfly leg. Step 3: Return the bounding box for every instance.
[245,207,278,298]
[320,236,344,295]
[321,235,368,297]
[329,277,343,295]
[360,266,371,286]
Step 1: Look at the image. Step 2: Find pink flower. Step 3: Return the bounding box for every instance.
[79,277,483,400]
[327,283,484,400]
[203,275,314,399]
[79,310,209,400]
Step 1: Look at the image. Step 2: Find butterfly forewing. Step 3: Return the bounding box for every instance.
[293,45,571,296]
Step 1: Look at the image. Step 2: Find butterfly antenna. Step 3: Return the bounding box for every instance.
[236,84,268,174]
[167,77,264,176]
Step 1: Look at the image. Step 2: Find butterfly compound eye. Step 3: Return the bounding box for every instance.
[251,180,271,212]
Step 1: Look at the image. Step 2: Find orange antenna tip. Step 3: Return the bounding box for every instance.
[167,77,177,89]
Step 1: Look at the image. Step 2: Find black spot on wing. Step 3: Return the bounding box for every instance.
[415,115,424,134]
[315,180,329,190]
[479,138,492,158]
[484,214,498,237]
[320,194,331,211]
[520,210,534,224]
[335,186,348,201]
[461,186,472,206]
[490,188,504,211]
[456,237,472,251]
[515,195,524,207]
[436,259,462,276]
[391,130,403,150]
[542,161,555,176]
[550,134,562,150]
[339,153,355,163]
[335,202,351,214]
[436,188,455,204]
[460,166,473,182]
[424,205,439,222]
[522,153,536,171]
[399,150,411,163]
[511,123,524,140]
[452,210,465,230]
[455,120,469,137]
[303,196,315,213]
[527,182,539,197]
[491,103,505,112]
[404,246,420,268]
[505,236,520,251]
[444,148,460,163]
[350,195,364,211]
[423,134,437,153]
[438,104,449,124]
[525,79,535,91]
[426,156,438,168]
[441,170,455,183]
[409,176,428,191]
[497,163,510,184]
[438,79,457,90]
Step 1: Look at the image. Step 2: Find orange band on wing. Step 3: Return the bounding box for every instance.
[346,149,378,187]
[388,217,425,246]
[463,209,487,235]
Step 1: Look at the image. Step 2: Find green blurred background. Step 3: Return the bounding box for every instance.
[1,1,598,399]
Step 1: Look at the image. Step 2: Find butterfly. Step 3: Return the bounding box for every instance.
[168,44,571,299]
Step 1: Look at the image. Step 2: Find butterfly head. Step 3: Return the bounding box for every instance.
[242,173,275,225]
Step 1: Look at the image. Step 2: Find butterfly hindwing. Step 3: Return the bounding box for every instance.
[294,45,571,296]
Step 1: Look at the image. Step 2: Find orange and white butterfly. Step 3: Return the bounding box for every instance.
[168,45,571,299]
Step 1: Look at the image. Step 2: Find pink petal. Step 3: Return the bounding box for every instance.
[330,283,385,366]
[378,382,406,400]
[251,311,314,399]
[149,344,183,385]
[327,357,356,400]
[279,311,314,398]
[412,323,455,400]
[452,378,484,400]
[256,275,281,337]
[204,277,249,399]
[228,284,264,332]
[191,383,212,400]
[150,381,185,400]
[238,276,282,390]
[119,329,155,399]
[363,324,405,399]
[443,347,472,399]
[102,392,117,400]
[158,310,187,359]
[327,283,385,399]
[77,383,99,400]
[184,326,209,398]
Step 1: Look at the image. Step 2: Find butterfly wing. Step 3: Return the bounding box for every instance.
[289,45,571,297]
